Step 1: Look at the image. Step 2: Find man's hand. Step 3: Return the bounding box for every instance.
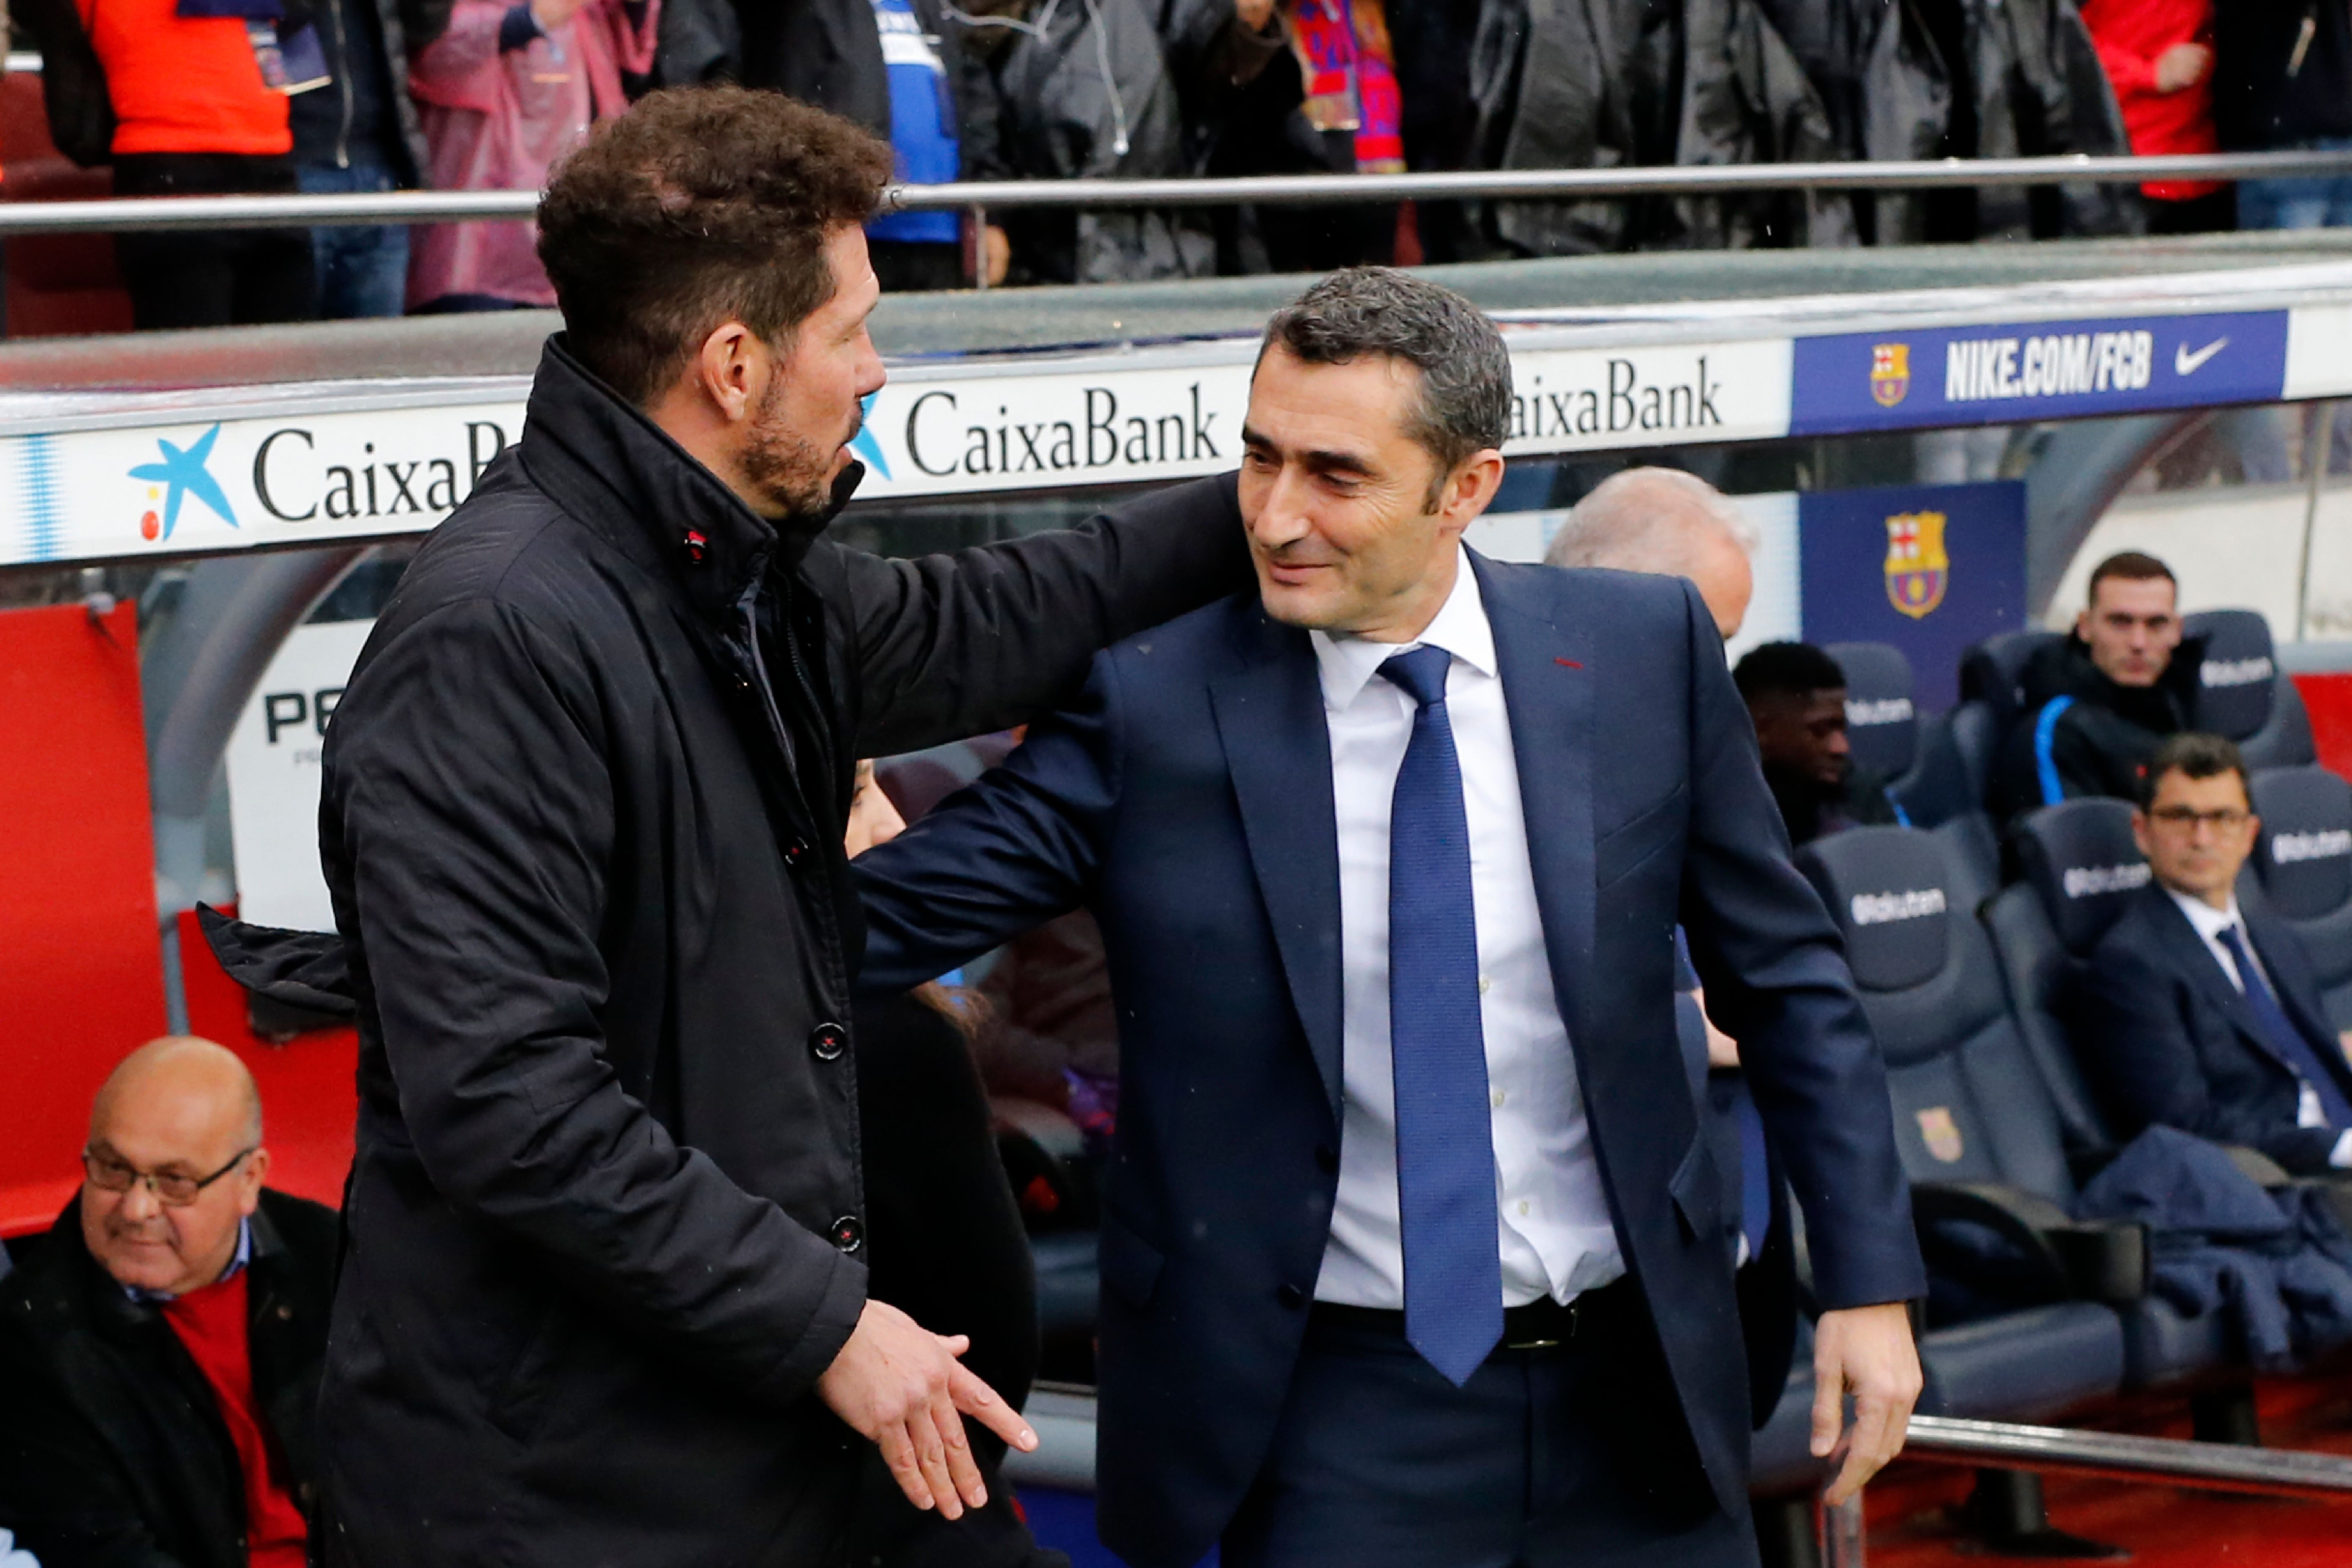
[1810,1301,1922,1505]
[817,1299,1038,1518]
[2153,40,2212,92]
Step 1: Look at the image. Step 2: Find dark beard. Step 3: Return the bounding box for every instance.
[741,374,845,528]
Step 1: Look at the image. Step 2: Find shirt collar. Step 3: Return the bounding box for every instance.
[2167,885,2244,943]
[122,1217,253,1305]
[1308,547,1495,711]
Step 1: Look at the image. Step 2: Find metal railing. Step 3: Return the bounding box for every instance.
[1903,1413,2352,1500]
[2,149,2352,236]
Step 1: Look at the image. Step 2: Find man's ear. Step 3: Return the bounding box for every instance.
[694,320,764,426]
[2073,606,2093,641]
[239,1147,270,1215]
[1440,448,1508,531]
[2130,809,2153,861]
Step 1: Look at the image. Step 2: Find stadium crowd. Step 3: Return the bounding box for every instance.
[10,0,2352,325]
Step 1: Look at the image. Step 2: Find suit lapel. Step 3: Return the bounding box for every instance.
[2246,908,2352,1096]
[1209,611,1346,1123]
[1475,554,1595,1037]
[2148,891,2295,1074]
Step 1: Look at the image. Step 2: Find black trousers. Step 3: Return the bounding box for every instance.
[1225,1283,1759,1568]
[849,991,1059,1568]
[111,153,319,330]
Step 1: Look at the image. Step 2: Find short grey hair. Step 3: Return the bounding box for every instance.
[1260,267,1514,492]
[1544,466,1755,572]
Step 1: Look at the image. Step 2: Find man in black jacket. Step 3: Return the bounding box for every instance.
[310,86,1250,1568]
[2214,0,2352,228]
[2070,733,2352,1175]
[1998,550,2203,818]
[0,1037,338,1568]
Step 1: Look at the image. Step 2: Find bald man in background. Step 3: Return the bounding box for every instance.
[1544,467,1756,640]
[0,1039,337,1568]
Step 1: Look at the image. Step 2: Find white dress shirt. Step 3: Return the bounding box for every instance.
[2167,886,2352,1166]
[1308,550,1624,1309]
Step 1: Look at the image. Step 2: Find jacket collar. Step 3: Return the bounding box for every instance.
[2026,631,2205,733]
[513,335,863,627]
[23,1193,291,1331]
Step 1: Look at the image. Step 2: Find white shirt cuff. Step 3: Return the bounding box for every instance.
[2328,1129,2352,1169]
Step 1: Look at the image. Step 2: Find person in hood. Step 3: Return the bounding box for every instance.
[1735,641,1901,847]
[306,85,1251,1568]
[1998,550,2202,818]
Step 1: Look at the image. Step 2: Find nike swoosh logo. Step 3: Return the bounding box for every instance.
[2176,337,2228,376]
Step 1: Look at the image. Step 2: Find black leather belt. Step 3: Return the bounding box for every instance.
[1308,1277,1631,1354]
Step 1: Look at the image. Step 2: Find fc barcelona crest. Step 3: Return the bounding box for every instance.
[1884,510,1949,619]
[1870,343,1910,408]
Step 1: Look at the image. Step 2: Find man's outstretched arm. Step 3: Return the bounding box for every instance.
[854,654,1124,994]
[833,474,1251,760]
[1667,580,1926,1502]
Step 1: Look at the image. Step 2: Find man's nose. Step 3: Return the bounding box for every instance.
[1248,469,1315,549]
[117,1178,161,1223]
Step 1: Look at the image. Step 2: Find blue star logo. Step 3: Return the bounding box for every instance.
[130,424,237,540]
[849,394,891,481]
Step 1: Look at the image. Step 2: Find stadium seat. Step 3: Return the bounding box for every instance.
[1990,800,2238,1386]
[2184,611,2316,770]
[1792,825,2132,1416]
[1824,641,1921,790]
[2250,765,2352,1032]
[1993,800,2145,1167]
[1960,630,2065,740]
[1824,640,2001,890]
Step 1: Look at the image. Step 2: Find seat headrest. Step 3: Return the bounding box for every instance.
[2251,765,2352,921]
[1796,826,1952,992]
[1958,630,2061,727]
[2182,610,2277,740]
[1825,641,1918,780]
[2014,798,2148,955]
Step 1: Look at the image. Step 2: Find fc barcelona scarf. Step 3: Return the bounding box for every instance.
[1286,0,1405,174]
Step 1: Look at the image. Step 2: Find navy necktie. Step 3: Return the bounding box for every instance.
[1379,645,1503,1386]
[2218,923,2352,1130]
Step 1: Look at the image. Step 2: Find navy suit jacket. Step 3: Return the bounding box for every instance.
[855,546,1924,1566]
[2071,882,2352,1176]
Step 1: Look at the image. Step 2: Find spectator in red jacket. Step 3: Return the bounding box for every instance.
[2081,0,2230,232]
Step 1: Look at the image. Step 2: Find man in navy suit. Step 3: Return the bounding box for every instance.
[2073,732,2352,1176]
[854,269,1925,1568]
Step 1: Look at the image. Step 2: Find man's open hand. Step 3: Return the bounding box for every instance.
[1810,1301,1922,1505]
[817,1299,1038,1518]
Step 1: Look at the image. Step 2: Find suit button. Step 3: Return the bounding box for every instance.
[810,1022,847,1061]
[1276,1283,1307,1309]
[1313,1145,1339,1174]
[275,1304,293,1321]
[832,1215,864,1253]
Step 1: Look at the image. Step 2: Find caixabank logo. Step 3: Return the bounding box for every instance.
[129,424,237,542]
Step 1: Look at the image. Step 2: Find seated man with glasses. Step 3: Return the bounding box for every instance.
[2070,733,2352,1176]
[0,1036,335,1568]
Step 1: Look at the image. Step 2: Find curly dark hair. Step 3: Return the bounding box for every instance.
[538,86,895,406]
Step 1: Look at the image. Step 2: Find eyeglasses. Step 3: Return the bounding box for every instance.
[2148,806,2250,833]
[81,1146,255,1207]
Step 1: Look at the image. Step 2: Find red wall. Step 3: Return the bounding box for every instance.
[0,602,168,1235]
[2294,672,2352,784]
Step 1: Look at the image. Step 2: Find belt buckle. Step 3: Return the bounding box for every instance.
[1504,1298,1577,1352]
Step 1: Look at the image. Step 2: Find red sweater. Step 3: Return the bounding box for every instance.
[160,1270,310,1568]
[2080,0,2221,199]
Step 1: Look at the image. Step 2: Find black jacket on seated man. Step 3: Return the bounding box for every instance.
[0,1190,336,1568]
[1998,631,2205,819]
[2071,882,2352,1176]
